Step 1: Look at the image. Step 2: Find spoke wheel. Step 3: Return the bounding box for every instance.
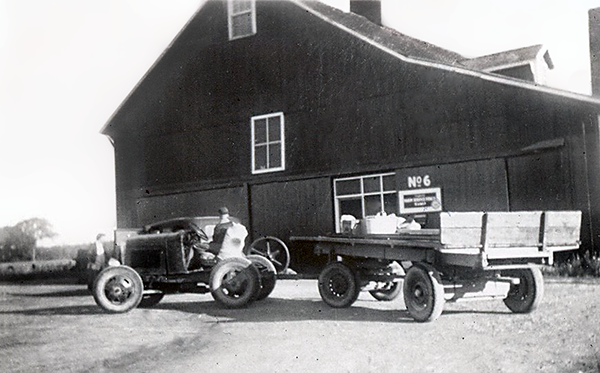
[403,264,445,322]
[93,266,143,313]
[245,236,290,274]
[318,262,360,308]
[247,254,277,301]
[370,282,402,301]
[210,257,260,308]
[502,266,544,313]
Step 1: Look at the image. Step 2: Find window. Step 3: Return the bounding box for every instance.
[334,172,397,231]
[251,112,285,174]
[228,0,256,40]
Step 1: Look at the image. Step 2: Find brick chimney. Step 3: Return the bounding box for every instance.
[590,8,600,95]
[350,0,382,26]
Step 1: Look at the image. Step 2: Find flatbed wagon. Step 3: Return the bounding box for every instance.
[290,211,581,322]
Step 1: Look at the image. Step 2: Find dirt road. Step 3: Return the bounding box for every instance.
[1,278,599,373]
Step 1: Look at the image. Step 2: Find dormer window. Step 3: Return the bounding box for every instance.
[228,0,256,40]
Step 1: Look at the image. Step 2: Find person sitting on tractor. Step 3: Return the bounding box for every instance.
[189,207,247,268]
[208,207,234,255]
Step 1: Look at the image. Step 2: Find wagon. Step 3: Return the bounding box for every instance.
[291,211,582,322]
[92,217,290,313]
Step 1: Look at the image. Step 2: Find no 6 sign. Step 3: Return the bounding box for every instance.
[407,175,431,188]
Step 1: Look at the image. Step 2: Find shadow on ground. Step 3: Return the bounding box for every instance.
[0,295,512,323]
[8,288,91,297]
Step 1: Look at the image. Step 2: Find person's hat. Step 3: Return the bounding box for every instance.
[218,207,229,215]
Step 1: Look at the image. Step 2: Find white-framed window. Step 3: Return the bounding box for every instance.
[334,172,397,232]
[251,112,285,174]
[228,0,256,40]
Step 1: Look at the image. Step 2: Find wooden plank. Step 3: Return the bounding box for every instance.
[485,247,549,259]
[543,211,582,246]
[484,211,542,247]
[293,235,444,249]
[439,212,483,246]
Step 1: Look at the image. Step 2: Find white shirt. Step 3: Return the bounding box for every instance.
[95,240,105,256]
[217,222,248,260]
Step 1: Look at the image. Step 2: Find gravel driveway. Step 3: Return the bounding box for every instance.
[1,278,599,373]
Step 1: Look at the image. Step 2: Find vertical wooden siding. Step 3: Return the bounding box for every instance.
[507,149,572,211]
[135,187,248,227]
[111,1,591,193]
[250,177,333,271]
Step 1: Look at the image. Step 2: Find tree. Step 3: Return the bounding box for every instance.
[0,218,56,262]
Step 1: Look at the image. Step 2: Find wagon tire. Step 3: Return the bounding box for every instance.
[92,266,143,313]
[247,254,277,301]
[138,293,165,308]
[403,264,445,322]
[502,266,544,314]
[318,262,360,308]
[370,281,402,301]
[210,257,260,308]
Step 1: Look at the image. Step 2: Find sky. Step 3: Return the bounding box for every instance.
[1,0,599,245]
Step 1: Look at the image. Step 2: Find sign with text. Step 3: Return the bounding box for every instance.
[399,188,442,214]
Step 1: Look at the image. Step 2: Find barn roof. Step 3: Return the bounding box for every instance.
[459,44,554,71]
[293,0,600,105]
[297,1,464,65]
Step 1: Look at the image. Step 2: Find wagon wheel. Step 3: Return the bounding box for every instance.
[502,265,544,313]
[318,262,361,308]
[245,236,290,274]
[210,257,260,308]
[403,264,445,322]
[369,281,402,301]
[92,266,143,313]
[246,254,277,301]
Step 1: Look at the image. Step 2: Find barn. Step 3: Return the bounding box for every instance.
[102,0,600,272]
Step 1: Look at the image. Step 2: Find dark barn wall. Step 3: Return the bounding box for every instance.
[135,187,249,227]
[395,159,510,212]
[250,177,333,271]
[507,149,572,211]
[107,1,600,256]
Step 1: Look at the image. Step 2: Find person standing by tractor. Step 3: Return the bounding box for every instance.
[87,233,107,290]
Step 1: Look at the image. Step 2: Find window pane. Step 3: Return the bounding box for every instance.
[335,179,361,196]
[383,174,396,191]
[363,176,381,193]
[365,195,382,216]
[339,198,362,220]
[268,116,281,141]
[268,143,282,168]
[254,145,267,171]
[383,193,398,215]
[254,119,266,144]
[232,0,252,14]
[232,13,253,38]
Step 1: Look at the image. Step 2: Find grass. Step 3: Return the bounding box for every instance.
[543,251,600,278]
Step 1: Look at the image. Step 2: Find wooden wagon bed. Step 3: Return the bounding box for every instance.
[291,210,582,270]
